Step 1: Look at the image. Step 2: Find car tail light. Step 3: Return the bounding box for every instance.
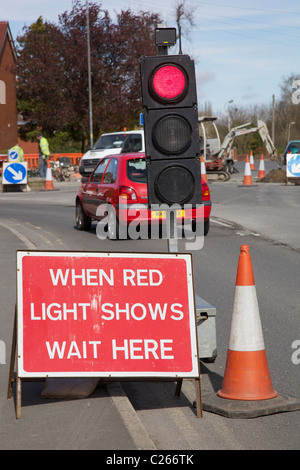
[202,180,210,200]
[119,186,137,201]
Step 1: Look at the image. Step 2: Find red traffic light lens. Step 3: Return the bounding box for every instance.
[152,65,187,102]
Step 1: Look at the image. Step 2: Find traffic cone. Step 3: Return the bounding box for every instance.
[201,155,208,183]
[243,155,253,185]
[249,151,255,170]
[217,245,278,401]
[258,154,266,179]
[44,159,54,190]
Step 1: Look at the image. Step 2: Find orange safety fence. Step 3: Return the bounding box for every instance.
[0,153,83,173]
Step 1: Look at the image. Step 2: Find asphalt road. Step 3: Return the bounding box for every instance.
[0,162,299,451]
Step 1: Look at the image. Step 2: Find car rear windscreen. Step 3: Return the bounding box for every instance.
[127,158,147,183]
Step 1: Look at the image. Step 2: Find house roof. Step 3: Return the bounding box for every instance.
[0,21,17,63]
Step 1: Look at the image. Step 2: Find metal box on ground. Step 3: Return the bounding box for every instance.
[195,295,217,362]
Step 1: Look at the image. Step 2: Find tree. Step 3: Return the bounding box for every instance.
[16,1,161,151]
[174,1,198,54]
[275,73,300,149]
[17,17,70,135]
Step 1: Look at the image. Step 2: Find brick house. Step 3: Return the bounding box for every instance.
[0,21,18,153]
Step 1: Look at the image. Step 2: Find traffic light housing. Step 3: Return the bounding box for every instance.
[140,54,201,207]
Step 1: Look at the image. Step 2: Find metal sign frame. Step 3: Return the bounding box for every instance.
[8,250,202,418]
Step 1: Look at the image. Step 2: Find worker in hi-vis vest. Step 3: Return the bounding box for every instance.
[8,144,24,162]
[37,132,50,177]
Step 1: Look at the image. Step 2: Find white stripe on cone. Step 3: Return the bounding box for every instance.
[201,156,207,182]
[244,160,251,176]
[258,156,265,178]
[46,166,53,181]
[228,285,265,351]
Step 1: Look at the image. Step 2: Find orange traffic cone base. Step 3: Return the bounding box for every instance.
[45,180,54,190]
[243,174,253,185]
[217,349,278,401]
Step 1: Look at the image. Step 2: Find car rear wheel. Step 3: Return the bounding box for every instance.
[76,200,92,231]
[190,218,210,236]
[204,219,210,236]
[107,207,119,240]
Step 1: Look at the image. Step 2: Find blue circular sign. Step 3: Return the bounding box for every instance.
[287,155,300,177]
[9,150,19,160]
[4,163,27,184]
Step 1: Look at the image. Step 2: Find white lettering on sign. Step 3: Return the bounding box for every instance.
[100,302,183,321]
[122,269,163,286]
[17,252,198,378]
[45,340,101,359]
[48,268,164,287]
[49,268,114,286]
[30,302,90,320]
[111,339,174,360]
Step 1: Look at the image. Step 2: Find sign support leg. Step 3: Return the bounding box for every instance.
[7,305,17,399]
[16,377,22,419]
[175,378,183,397]
[7,305,22,418]
[195,377,203,418]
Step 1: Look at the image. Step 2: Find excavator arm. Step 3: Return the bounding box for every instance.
[198,117,279,180]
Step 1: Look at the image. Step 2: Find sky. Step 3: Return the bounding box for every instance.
[1,0,300,118]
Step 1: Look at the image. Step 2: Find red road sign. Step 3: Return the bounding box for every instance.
[17,251,199,378]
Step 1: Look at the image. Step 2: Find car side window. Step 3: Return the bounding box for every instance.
[103,159,118,184]
[91,158,110,182]
[122,134,142,153]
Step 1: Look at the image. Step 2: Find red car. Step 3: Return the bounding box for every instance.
[75,153,211,239]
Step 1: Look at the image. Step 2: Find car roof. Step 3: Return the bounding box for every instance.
[101,130,143,136]
[104,152,146,160]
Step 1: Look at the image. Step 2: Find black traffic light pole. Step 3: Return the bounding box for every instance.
[141,27,201,252]
[140,32,203,415]
[155,27,179,253]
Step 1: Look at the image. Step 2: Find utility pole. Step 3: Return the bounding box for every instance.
[272,94,275,145]
[86,0,93,148]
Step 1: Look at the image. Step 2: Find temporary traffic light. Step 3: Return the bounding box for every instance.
[140,54,202,207]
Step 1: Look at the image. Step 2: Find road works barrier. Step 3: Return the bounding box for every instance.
[0,153,83,174]
[8,251,202,418]
[202,245,300,418]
